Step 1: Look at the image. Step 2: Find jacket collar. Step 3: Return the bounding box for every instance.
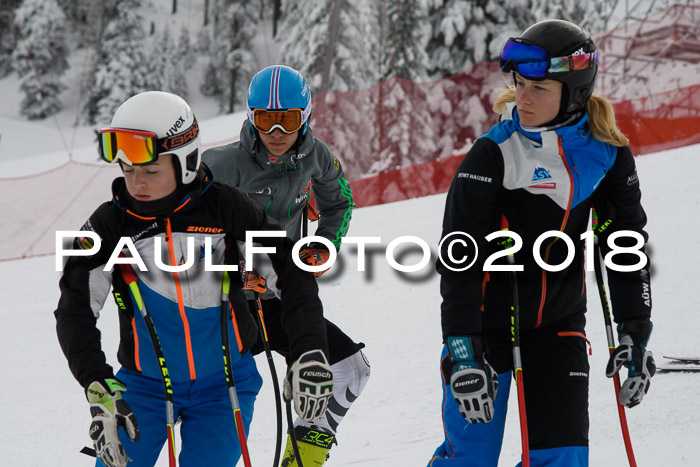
[505,102,589,144]
[112,165,214,220]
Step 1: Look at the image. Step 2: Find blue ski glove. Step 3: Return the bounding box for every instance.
[284,350,334,422]
[86,378,140,467]
[606,318,656,408]
[444,336,499,423]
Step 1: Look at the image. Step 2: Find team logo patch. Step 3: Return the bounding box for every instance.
[268,154,278,163]
[529,164,556,189]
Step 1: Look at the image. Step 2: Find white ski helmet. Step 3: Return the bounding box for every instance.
[108,91,201,184]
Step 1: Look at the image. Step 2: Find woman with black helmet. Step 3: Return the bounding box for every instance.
[430,20,655,466]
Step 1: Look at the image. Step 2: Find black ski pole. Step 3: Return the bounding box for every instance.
[302,200,309,239]
[286,399,304,467]
[253,291,303,467]
[281,199,313,466]
[252,292,284,467]
[591,210,637,467]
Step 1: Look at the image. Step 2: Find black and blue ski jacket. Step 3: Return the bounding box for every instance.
[439,104,652,337]
[55,167,327,388]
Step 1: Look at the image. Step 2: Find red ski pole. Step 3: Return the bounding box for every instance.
[592,211,637,467]
[501,218,530,466]
[220,271,253,467]
[508,253,530,467]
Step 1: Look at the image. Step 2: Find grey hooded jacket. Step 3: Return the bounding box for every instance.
[202,123,354,249]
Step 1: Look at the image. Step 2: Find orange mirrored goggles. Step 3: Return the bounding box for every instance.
[99,129,158,165]
[251,109,303,134]
[99,120,199,165]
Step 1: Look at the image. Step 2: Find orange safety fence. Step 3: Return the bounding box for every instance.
[613,84,700,156]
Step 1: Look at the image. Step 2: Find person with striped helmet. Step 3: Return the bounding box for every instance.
[204,65,370,466]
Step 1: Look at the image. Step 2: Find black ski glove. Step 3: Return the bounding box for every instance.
[606,318,656,408]
[443,336,499,423]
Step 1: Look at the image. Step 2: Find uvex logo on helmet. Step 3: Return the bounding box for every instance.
[166,116,186,137]
[160,121,199,151]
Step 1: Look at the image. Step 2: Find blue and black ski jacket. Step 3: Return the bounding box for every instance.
[439,104,652,337]
[55,167,327,388]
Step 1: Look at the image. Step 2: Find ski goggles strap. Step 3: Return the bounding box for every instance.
[99,118,199,165]
[249,108,304,134]
[499,38,598,79]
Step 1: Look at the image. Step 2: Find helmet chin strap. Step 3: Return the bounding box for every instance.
[554,82,574,124]
[548,82,588,126]
[539,111,583,130]
[518,110,582,133]
[171,154,185,186]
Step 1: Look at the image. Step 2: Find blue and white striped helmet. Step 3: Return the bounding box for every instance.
[246,65,312,135]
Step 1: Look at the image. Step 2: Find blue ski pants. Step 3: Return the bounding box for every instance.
[430,316,590,466]
[96,352,262,467]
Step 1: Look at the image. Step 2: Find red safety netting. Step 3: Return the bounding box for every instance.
[595,4,700,156]
[312,61,504,183]
[1,5,698,261]
[1,162,120,261]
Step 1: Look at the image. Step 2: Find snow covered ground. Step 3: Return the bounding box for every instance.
[1,135,699,465]
[1,1,698,461]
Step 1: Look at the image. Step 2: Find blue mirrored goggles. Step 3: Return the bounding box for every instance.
[499,38,598,79]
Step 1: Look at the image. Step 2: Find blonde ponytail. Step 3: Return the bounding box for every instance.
[492,88,516,116]
[586,94,629,147]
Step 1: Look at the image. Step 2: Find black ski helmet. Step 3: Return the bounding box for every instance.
[504,19,598,121]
